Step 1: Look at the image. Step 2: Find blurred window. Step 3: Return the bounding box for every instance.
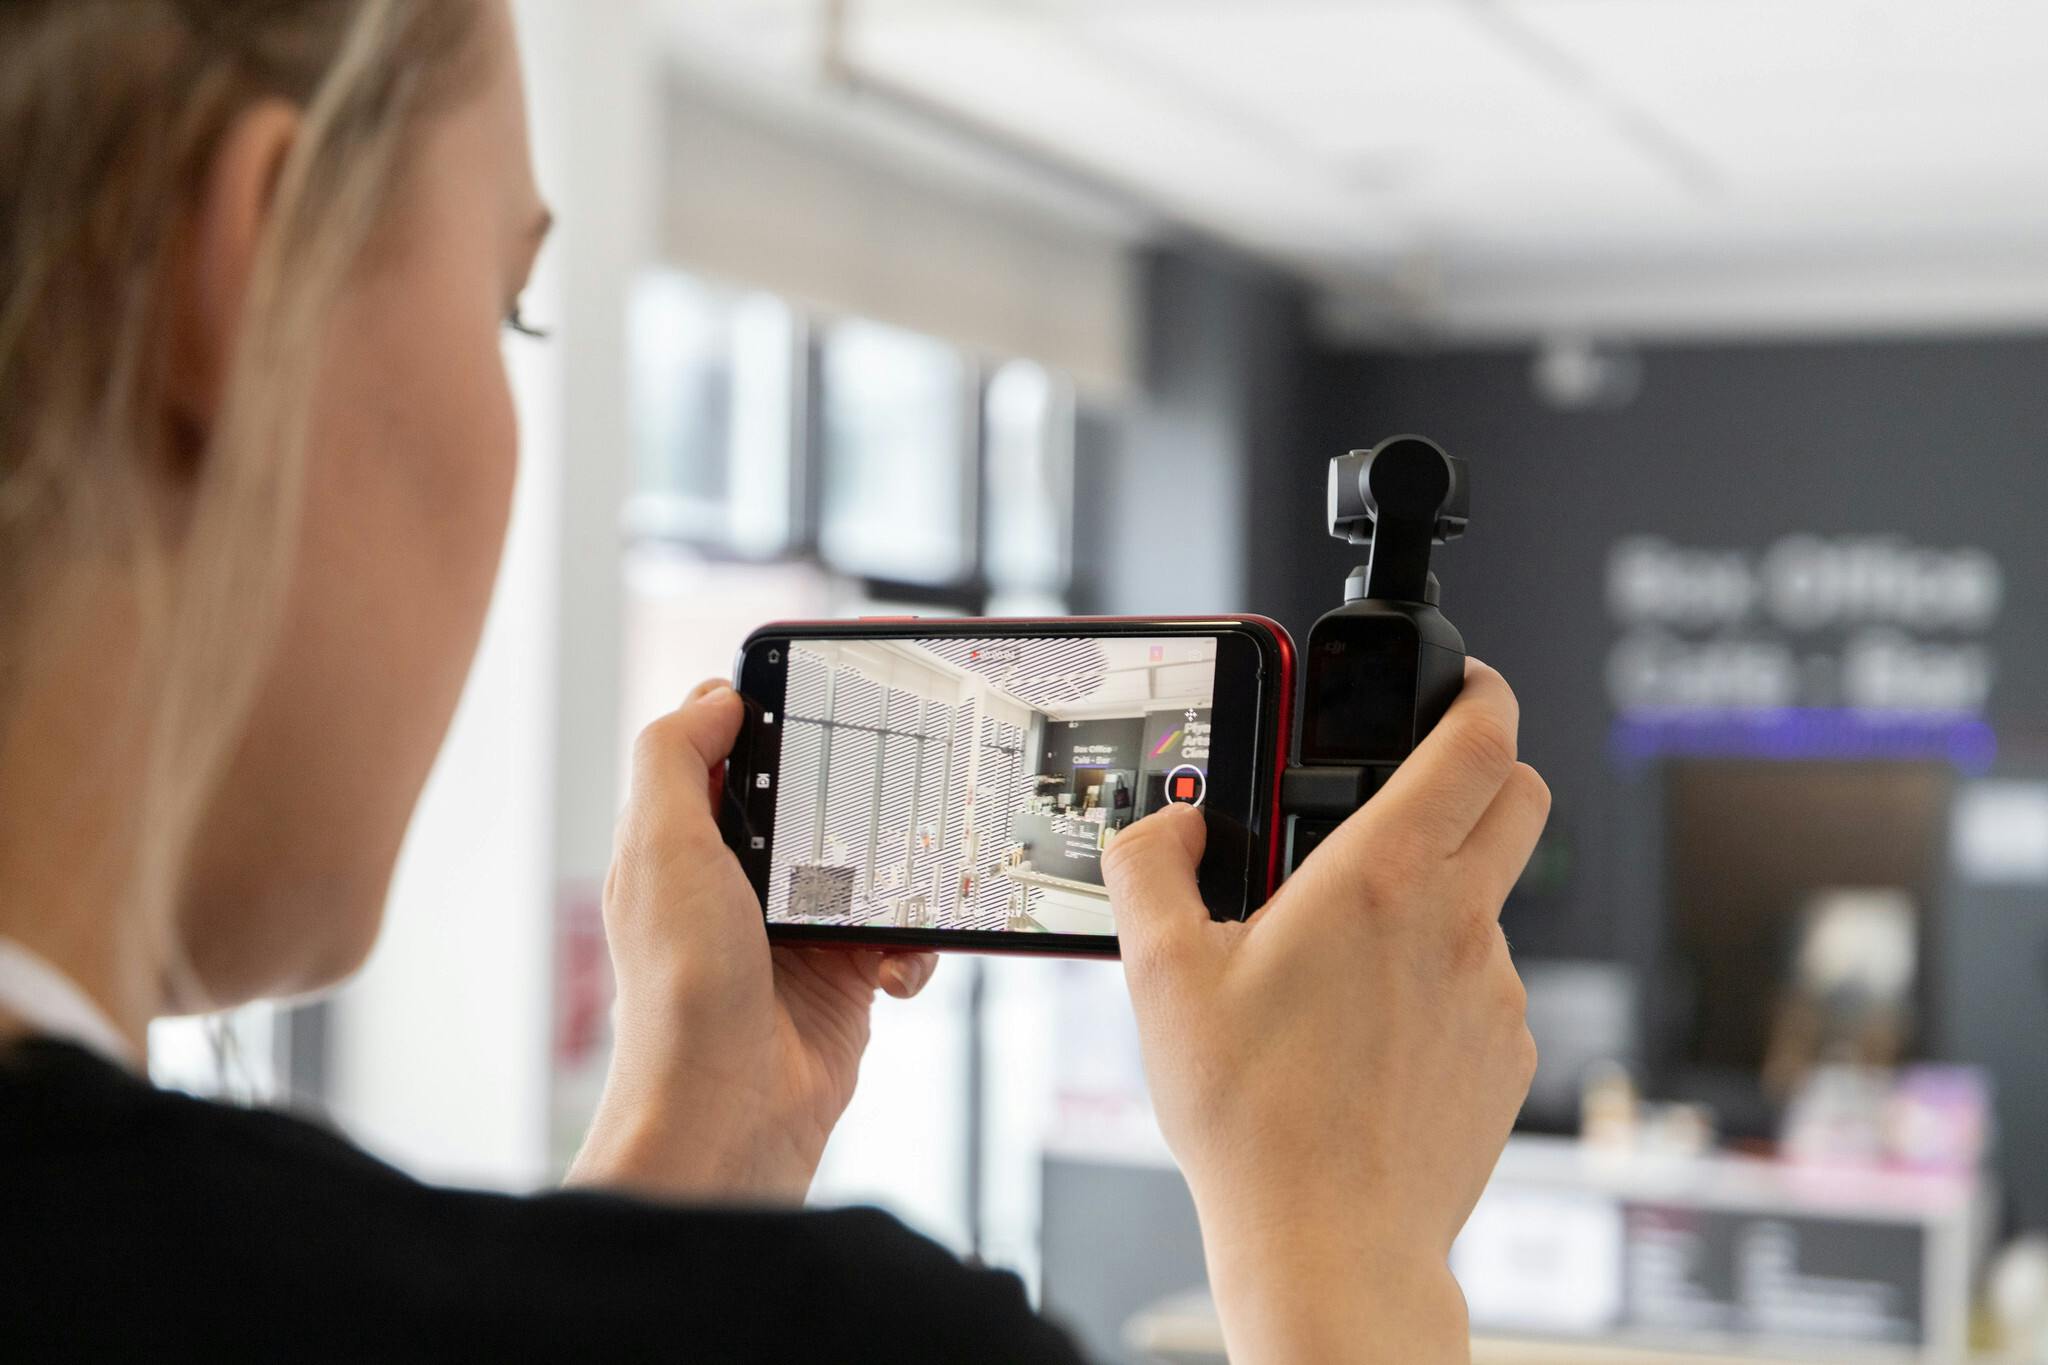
[983,360,1071,601]
[627,270,795,557]
[809,965,975,1247]
[819,319,973,585]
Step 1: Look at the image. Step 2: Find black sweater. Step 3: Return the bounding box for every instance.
[0,1038,1089,1363]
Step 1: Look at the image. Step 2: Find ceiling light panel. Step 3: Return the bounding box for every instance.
[841,4,1428,255]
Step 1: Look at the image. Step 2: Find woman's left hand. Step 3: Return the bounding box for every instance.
[566,680,938,1204]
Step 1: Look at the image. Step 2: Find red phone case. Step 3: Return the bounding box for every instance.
[728,615,1295,956]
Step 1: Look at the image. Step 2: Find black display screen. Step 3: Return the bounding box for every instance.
[1301,624,1419,764]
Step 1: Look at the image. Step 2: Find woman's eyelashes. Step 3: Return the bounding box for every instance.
[503,302,550,340]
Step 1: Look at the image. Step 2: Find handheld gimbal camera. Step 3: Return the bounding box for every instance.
[1279,435,1470,877]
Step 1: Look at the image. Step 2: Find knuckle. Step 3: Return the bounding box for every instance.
[632,712,686,767]
[1123,930,1200,997]
[1305,842,1409,925]
[1514,1024,1540,1085]
[1496,963,1530,1019]
[1455,663,1520,729]
[1329,812,1424,889]
[1452,711,1518,778]
[1365,823,1429,882]
[1479,666,1523,729]
[618,790,718,869]
[1444,909,1502,976]
[1101,824,1147,881]
[1126,926,1188,977]
[1511,763,1553,818]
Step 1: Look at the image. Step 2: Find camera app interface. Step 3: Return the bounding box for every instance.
[764,636,1218,935]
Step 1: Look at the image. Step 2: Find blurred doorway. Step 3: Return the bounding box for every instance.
[1659,760,1954,1135]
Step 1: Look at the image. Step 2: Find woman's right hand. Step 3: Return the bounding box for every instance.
[1102,660,1549,1365]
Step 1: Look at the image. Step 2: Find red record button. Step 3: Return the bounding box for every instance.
[1164,764,1207,808]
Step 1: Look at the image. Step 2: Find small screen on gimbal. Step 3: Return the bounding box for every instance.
[1302,629,1419,765]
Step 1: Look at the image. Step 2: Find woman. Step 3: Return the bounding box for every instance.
[0,1,1550,1360]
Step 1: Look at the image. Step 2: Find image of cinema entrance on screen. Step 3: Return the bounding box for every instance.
[766,636,1216,935]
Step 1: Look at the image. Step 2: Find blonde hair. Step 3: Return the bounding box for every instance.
[0,0,486,1006]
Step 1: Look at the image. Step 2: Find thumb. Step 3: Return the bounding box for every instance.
[1103,804,1215,980]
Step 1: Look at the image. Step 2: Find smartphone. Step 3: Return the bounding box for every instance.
[719,617,1294,955]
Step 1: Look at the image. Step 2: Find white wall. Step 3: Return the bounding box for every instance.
[661,82,1135,396]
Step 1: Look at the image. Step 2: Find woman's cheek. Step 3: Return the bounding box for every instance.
[476,346,520,567]
[412,318,520,614]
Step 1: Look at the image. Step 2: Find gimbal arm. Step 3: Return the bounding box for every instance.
[1281,436,1470,879]
[1329,436,1470,605]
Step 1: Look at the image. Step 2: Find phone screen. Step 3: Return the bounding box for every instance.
[728,624,1280,948]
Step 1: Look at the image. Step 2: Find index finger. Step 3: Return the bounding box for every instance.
[627,682,746,827]
[1355,658,1521,858]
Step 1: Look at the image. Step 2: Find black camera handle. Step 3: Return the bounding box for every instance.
[1278,436,1470,880]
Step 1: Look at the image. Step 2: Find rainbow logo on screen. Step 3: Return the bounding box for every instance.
[765,636,1216,935]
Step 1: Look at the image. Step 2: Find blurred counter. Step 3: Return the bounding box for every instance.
[1043,1136,1990,1364]
[1453,1135,1986,1357]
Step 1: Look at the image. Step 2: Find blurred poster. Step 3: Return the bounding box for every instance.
[1624,1204,1923,1346]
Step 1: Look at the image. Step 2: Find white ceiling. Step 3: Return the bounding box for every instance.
[656,0,2048,340]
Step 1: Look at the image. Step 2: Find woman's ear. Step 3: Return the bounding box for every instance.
[164,100,304,471]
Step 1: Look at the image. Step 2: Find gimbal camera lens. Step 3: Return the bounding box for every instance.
[1327,436,1470,547]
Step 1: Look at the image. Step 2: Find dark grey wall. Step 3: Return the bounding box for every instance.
[1296,333,2048,1227]
[1072,245,1312,617]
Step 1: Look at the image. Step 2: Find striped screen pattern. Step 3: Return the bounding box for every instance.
[915,636,1110,709]
[768,640,1170,931]
[972,710,1032,929]
[909,698,955,908]
[768,644,1029,929]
